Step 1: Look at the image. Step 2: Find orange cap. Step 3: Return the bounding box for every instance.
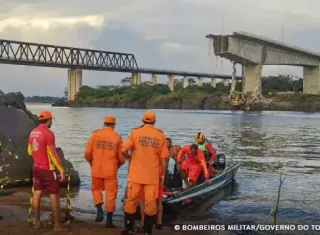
[38,111,53,120]
[142,110,156,123]
[104,116,116,124]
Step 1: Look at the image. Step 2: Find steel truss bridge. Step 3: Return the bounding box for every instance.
[0,38,236,79]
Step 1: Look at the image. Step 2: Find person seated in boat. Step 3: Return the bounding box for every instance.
[176,144,210,189]
[166,138,182,173]
[194,132,218,177]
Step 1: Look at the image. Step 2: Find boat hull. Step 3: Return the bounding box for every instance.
[162,164,239,212]
[133,164,239,218]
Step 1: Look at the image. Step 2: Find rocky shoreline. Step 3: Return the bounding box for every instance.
[0,90,80,188]
[52,93,320,112]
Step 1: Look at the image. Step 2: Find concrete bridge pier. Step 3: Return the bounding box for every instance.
[131,72,141,86]
[197,77,204,87]
[211,78,216,88]
[131,72,137,86]
[223,80,229,86]
[303,66,320,94]
[168,75,174,91]
[151,74,157,85]
[183,76,189,88]
[67,68,82,101]
[242,65,261,93]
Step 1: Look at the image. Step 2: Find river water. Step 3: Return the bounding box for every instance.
[26,103,320,227]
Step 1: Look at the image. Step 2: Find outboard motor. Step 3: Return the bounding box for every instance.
[212,153,226,170]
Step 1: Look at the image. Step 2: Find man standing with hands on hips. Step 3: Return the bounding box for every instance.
[27,111,68,231]
[84,116,126,228]
[121,110,169,235]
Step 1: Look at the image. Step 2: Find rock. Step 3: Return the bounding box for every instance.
[56,147,80,187]
[0,90,8,107]
[203,94,230,110]
[0,95,8,107]
[0,107,36,181]
[0,91,80,188]
[52,98,68,107]
[5,92,26,110]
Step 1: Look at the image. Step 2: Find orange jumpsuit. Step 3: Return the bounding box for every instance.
[122,124,169,216]
[84,126,125,212]
[177,145,209,182]
[139,162,163,201]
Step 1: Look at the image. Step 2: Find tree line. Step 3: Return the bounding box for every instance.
[75,75,303,102]
[25,96,63,103]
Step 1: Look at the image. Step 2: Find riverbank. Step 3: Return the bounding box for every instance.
[51,76,320,112]
[0,189,311,235]
[0,190,236,235]
[24,95,64,103]
[56,92,320,112]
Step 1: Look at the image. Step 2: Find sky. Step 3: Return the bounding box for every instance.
[0,0,319,96]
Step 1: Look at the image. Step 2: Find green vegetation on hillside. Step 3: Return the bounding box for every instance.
[63,75,320,111]
[25,96,64,103]
[74,75,302,104]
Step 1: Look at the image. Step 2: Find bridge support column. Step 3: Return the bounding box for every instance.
[197,77,204,87]
[303,66,320,94]
[168,75,174,91]
[242,65,261,94]
[67,69,82,101]
[137,73,142,85]
[211,78,216,88]
[151,74,157,85]
[223,80,229,86]
[131,72,138,86]
[183,76,189,88]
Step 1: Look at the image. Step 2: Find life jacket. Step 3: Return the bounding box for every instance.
[197,139,212,162]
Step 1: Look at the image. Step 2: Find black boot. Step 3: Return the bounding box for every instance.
[121,212,135,235]
[143,214,156,235]
[105,212,114,228]
[95,204,104,222]
[155,224,163,230]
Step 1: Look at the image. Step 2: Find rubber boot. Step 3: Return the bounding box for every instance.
[105,212,114,228]
[143,214,156,235]
[95,204,104,222]
[121,212,134,235]
[155,224,163,230]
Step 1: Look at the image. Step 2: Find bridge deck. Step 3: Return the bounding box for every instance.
[207,31,320,60]
[138,68,241,79]
[206,31,320,66]
[232,31,320,59]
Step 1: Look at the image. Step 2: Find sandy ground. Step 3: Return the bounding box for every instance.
[0,191,234,235]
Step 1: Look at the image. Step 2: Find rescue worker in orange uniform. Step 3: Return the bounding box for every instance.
[84,116,125,228]
[27,111,68,231]
[138,159,164,231]
[194,132,217,177]
[176,144,210,189]
[121,110,169,235]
